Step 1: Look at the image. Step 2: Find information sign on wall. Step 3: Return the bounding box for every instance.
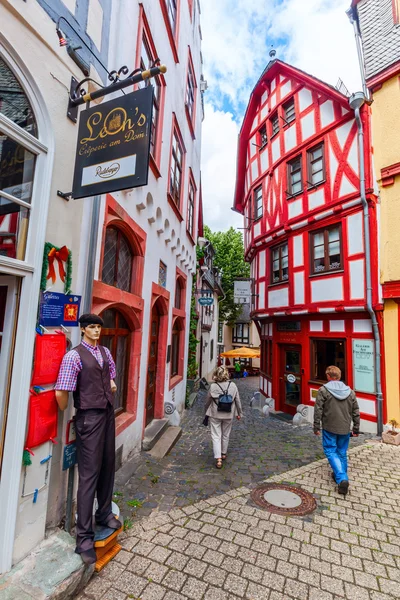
[352,339,375,394]
[39,292,81,327]
[72,87,153,199]
[234,279,251,304]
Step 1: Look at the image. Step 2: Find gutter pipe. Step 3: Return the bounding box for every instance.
[350,93,383,435]
[346,8,370,101]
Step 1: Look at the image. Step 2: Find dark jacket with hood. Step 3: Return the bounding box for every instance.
[314,380,360,435]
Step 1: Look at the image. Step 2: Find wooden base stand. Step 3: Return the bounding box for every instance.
[94,526,123,572]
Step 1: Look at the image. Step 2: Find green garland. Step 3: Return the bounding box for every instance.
[40,242,72,294]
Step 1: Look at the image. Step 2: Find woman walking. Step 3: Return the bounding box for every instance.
[205,366,243,469]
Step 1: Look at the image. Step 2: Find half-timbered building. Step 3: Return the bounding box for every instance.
[233,58,382,433]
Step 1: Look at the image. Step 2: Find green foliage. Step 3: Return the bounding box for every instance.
[123,517,134,531]
[126,498,143,508]
[203,225,250,325]
[187,277,199,380]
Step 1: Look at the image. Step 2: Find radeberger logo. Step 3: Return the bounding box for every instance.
[95,163,120,179]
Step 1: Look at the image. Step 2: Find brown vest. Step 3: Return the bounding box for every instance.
[73,345,114,410]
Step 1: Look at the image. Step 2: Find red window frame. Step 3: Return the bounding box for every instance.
[135,6,166,177]
[186,169,197,242]
[159,0,181,63]
[185,48,197,138]
[188,0,194,19]
[168,115,186,220]
[170,268,187,388]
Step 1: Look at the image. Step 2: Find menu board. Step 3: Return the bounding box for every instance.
[352,339,375,394]
[31,333,66,386]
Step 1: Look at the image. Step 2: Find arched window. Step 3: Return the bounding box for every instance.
[175,277,182,309]
[171,317,183,377]
[101,226,133,292]
[0,58,38,136]
[100,308,130,414]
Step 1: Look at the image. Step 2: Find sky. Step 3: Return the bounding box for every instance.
[200,0,362,232]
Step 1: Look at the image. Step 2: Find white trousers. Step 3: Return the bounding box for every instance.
[210,418,233,459]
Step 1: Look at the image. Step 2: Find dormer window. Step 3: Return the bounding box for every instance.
[283,98,295,125]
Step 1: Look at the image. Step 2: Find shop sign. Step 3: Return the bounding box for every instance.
[352,339,375,394]
[39,292,81,327]
[198,297,214,306]
[277,322,301,331]
[234,279,251,304]
[63,443,77,471]
[72,86,153,199]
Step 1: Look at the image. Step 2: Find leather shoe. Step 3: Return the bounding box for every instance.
[96,516,122,530]
[79,548,97,565]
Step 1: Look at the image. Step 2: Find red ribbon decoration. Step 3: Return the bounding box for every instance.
[46,246,69,284]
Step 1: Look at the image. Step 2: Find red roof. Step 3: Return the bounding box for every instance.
[233,59,350,213]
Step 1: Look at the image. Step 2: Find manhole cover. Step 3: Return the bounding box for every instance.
[251,483,317,516]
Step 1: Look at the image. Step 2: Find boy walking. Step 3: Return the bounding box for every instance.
[314,365,360,495]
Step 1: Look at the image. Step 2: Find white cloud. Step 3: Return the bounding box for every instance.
[201,103,243,232]
[200,0,362,231]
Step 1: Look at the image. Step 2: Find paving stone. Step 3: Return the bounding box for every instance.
[113,571,147,595]
[183,558,208,579]
[150,546,172,564]
[309,588,333,600]
[354,571,379,591]
[141,582,167,600]
[181,576,208,599]
[165,552,189,570]
[204,588,230,600]
[145,560,169,583]
[284,578,309,600]
[298,567,321,587]
[262,570,285,592]
[321,574,345,596]
[127,555,152,575]
[344,582,371,600]
[331,564,354,583]
[245,581,271,599]
[162,571,188,592]
[241,563,264,583]
[203,565,227,587]
[220,556,244,575]
[223,573,248,597]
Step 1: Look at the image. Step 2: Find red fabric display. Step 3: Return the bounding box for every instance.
[25,390,58,449]
[31,333,66,386]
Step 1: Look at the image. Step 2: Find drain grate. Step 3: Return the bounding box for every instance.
[251,483,317,516]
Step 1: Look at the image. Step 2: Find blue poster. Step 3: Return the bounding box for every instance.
[40,292,81,327]
[62,443,77,471]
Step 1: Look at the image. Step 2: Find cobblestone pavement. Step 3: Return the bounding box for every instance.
[78,441,400,600]
[112,378,366,520]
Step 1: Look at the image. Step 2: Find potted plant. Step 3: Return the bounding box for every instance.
[382,419,400,445]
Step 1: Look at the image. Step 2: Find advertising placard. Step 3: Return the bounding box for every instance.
[72,87,153,199]
[234,279,251,304]
[39,292,81,327]
[198,297,214,306]
[352,339,375,394]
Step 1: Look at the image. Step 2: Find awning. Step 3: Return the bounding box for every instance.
[220,346,260,359]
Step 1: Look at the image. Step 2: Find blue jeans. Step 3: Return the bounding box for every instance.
[322,430,350,484]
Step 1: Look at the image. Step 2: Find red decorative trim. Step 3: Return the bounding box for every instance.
[167,114,186,216]
[167,193,184,222]
[365,59,400,90]
[135,5,167,171]
[380,161,400,187]
[159,0,181,63]
[383,280,400,299]
[185,46,198,139]
[186,168,197,239]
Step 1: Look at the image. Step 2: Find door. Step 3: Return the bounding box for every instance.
[145,305,160,426]
[0,276,19,471]
[280,345,302,414]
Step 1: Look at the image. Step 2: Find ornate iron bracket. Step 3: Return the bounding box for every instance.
[67,61,166,123]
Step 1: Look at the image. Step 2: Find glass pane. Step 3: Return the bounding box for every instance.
[313,232,324,247]
[314,244,324,259]
[117,311,129,329]
[102,309,116,329]
[285,382,300,406]
[314,258,325,272]
[292,181,302,194]
[0,195,29,260]
[312,147,323,160]
[329,241,340,257]
[314,339,346,382]
[102,228,117,286]
[282,255,288,269]
[0,58,38,137]
[116,233,132,292]
[285,350,300,373]
[329,227,340,242]
[114,335,127,411]
[0,133,36,203]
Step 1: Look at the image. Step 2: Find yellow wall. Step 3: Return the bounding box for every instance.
[371,77,400,423]
[371,78,400,283]
[383,300,400,422]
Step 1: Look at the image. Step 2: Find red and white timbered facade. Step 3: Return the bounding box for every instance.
[234,60,383,433]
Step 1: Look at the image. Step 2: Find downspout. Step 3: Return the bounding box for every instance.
[350,92,383,435]
[346,8,370,101]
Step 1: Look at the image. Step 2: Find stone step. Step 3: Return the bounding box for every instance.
[142,418,169,451]
[148,426,182,459]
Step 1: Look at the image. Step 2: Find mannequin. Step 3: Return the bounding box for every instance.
[55,313,121,565]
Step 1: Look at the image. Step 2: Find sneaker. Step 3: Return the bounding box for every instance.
[338,480,349,495]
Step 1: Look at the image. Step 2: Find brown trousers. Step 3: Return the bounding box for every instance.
[75,403,115,553]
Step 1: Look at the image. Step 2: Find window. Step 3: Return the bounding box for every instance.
[311,339,346,383]
[253,185,263,220]
[159,260,167,287]
[307,143,325,187]
[261,339,272,377]
[0,58,37,137]
[100,309,130,414]
[169,127,184,208]
[258,124,267,149]
[311,225,342,274]
[271,113,279,137]
[167,0,178,35]
[210,339,214,362]
[271,243,289,284]
[171,317,184,378]
[139,35,161,159]
[187,176,195,236]
[185,55,196,124]
[287,156,303,196]
[218,322,223,343]
[232,323,250,344]
[283,98,295,124]
[175,277,182,309]
[101,227,133,292]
